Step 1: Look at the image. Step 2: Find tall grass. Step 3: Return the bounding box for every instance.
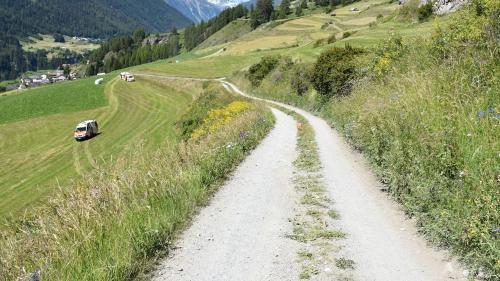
[322,3,500,277]
[0,98,274,280]
[323,40,499,278]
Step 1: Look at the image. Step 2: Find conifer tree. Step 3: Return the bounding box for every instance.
[251,0,274,29]
[279,0,291,19]
[301,1,308,10]
[296,5,303,16]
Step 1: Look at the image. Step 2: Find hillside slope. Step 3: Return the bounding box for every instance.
[0,0,192,38]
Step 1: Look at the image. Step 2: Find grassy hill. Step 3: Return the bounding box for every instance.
[196,19,253,50]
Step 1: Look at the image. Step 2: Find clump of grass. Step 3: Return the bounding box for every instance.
[306,209,322,218]
[299,265,319,279]
[0,95,274,280]
[313,38,327,48]
[327,34,337,44]
[335,258,355,270]
[298,250,313,259]
[328,209,340,220]
[318,230,346,240]
[301,192,323,206]
[342,31,352,39]
[177,82,238,139]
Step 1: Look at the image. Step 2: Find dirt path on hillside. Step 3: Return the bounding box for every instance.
[142,72,467,280]
[222,81,467,281]
[152,108,302,281]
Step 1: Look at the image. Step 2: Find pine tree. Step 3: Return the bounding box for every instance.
[301,1,308,10]
[251,0,274,29]
[296,5,303,16]
[133,29,146,44]
[170,26,179,35]
[279,0,291,19]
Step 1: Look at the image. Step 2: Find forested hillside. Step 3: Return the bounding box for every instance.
[0,0,191,38]
[0,0,192,82]
[86,29,181,76]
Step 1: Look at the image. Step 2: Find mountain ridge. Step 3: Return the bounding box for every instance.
[0,0,193,38]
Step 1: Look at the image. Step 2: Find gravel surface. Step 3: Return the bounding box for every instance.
[222,80,467,281]
[152,108,301,281]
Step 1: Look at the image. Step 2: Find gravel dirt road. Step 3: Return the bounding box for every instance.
[152,108,301,281]
[222,81,467,281]
[147,75,467,281]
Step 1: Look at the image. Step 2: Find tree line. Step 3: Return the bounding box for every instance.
[86,29,181,76]
[249,0,358,29]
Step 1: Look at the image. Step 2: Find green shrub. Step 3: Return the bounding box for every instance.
[247,55,281,86]
[398,0,420,19]
[417,2,433,21]
[296,5,304,16]
[310,45,363,100]
[372,34,407,76]
[0,86,5,93]
[430,0,499,60]
[53,33,65,43]
[327,34,336,44]
[290,63,312,96]
[342,31,352,38]
[177,83,237,139]
[313,38,327,47]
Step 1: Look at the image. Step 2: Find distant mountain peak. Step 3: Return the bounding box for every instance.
[165,0,249,23]
[206,0,248,8]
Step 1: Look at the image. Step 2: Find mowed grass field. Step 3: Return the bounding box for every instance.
[21,34,100,54]
[0,75,199,217]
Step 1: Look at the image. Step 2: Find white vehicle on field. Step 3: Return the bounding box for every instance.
[95,78,104,85]
[74,120,98,141]
[119,72,135,82]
